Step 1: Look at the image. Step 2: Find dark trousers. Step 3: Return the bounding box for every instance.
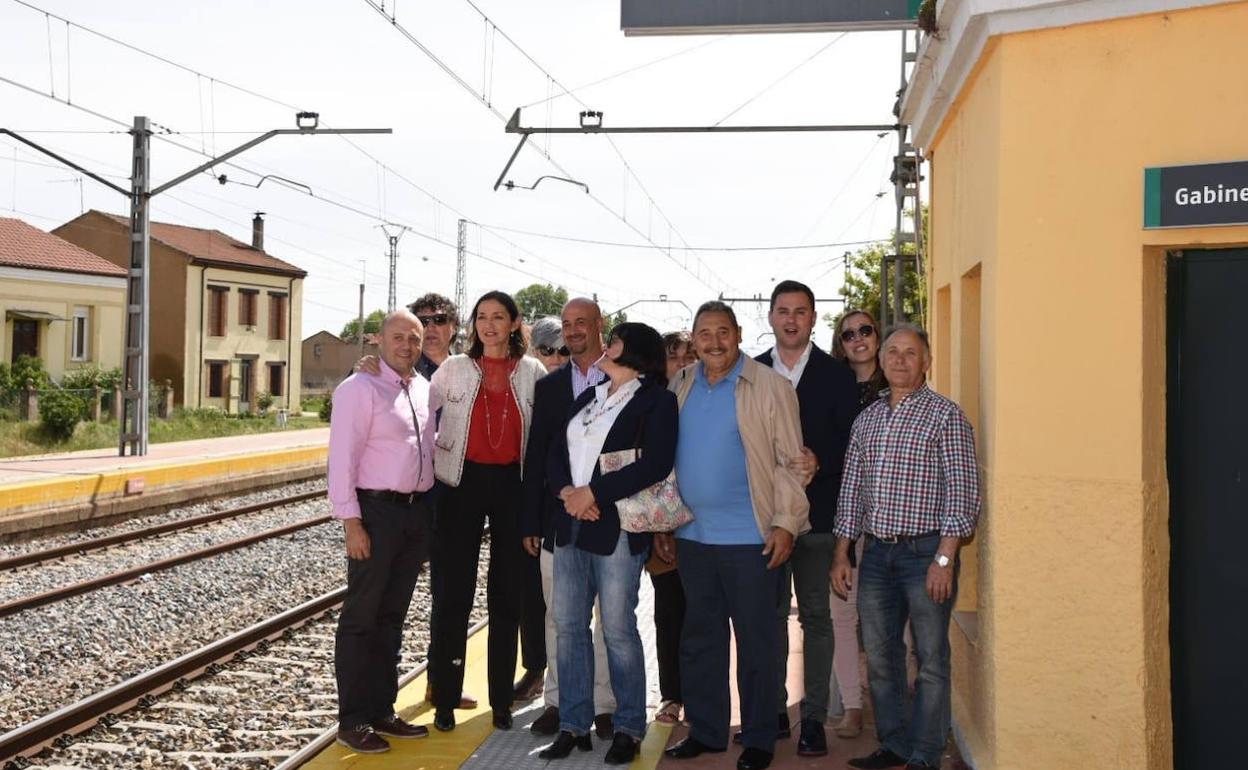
[650,568,685,703]
[430,461,524,712]
[519,547,547,675]
[335,495,427,727]
[678,540,782,752]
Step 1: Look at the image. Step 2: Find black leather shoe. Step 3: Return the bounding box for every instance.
[539,730,592,759]
[433,709,455,732]
[796,718,827,757]
[665,736,726,759]
[594,713,614,738]
[492,709,513,730]
[737,747,774,770]
[734,712,790,744]
[530,705,560,735]
[604,733,639,765]
[513,668,545,701]
[848,748,908,769]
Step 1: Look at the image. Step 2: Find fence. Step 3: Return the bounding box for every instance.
[18,380,176,423]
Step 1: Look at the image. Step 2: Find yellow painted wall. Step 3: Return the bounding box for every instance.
[188,265,303,413]
[0,272,125,381]
[926,4,1248,768]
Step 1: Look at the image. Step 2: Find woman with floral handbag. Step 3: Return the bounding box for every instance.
[537,322,678,765]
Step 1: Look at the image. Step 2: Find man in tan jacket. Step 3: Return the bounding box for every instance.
[659,301,810,770]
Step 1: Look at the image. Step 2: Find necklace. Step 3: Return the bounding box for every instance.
[580,380,637,432]
[481,359,514,451]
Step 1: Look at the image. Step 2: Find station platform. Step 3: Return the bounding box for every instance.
[305,579,962,770]
[0,427,329,535]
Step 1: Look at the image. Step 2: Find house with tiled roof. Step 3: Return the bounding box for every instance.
[0,216,126,380]
[55,211,306,413]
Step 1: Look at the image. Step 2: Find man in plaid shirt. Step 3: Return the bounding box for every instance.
[832,324,981,770]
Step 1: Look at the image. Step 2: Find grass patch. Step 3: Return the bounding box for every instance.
[0,410,323,458]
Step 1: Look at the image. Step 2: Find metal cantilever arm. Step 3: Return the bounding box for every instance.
[1,129,129,195]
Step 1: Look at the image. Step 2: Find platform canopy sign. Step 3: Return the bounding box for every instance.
[1145,160,1248,228]
[621,0,921,35]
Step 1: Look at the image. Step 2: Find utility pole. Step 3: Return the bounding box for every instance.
[455,218,468,327]
[377,223,409,313]
[358,283,366,359]
[2,114,391,456]
[122,117,152,457]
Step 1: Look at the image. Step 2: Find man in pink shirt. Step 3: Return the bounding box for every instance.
[329,310,437,754]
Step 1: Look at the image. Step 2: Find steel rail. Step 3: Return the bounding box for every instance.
[0,514,330,619]
[0,489,325,571]
[0,588,346,763]
[272,616,491,770]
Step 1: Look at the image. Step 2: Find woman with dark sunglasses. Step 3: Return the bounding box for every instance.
[831,309,887,414]
[530,317,571,373]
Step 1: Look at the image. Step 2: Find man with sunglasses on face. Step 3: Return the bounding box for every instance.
[408,293,459,380]
[752,280,859,757]
[520,297,618,739]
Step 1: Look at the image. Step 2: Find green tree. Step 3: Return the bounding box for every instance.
[824,206,928,333]
[514,283,568,323]
[602,311,628,337]
[341,309,386,343]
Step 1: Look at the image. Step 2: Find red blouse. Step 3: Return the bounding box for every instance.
[465,355,523,465]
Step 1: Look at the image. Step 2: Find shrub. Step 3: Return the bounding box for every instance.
[2,356,49,405]
[61,365,123,392]
[256,391,275,414]
[39,389,85,440]
[319,398,332,422]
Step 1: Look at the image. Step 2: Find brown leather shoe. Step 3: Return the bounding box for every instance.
[337,724,390,754]
[513,668,545,701]
[594,713,614,739]
[370,714,429,739]
[833,708,863,739]
[425,684,479,710]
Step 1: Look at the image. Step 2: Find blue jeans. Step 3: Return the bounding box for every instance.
[553,530,648,740]
[858,533,956,766]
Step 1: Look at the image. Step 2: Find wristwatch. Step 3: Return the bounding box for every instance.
[933,554,951,568]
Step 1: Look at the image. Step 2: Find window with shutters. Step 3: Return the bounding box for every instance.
[238,289,258,327]
[207,361,226,398]
[268,293,287,340]
[207,287,229,337]
[268,362,284,397]
[71,307,90,361]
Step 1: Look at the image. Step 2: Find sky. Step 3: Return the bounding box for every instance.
[0,0,908,353]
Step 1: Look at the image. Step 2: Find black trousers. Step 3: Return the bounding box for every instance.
[335,495,427,727]
[650,568,686,703]
[430,461,524,712]
[678,540,782,752]
[519,545,547,674]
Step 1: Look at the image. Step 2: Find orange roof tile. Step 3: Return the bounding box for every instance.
[99,212,306,277]
[0,216,127,277]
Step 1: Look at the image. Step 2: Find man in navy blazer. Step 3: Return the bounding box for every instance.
[520,298,617,737]
[754,280,859,757]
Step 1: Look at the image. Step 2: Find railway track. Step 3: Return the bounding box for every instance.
[1,588,488,770]
[0,490,330,618]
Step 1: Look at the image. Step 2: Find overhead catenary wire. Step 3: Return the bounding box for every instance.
[712,34,846,127]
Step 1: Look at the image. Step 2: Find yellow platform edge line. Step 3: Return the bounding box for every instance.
[0,445,328,510]
[304,620,666,770]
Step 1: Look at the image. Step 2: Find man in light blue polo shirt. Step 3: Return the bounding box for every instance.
[659,301,810,770]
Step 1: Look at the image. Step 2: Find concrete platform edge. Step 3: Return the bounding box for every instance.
[0,447,327,536]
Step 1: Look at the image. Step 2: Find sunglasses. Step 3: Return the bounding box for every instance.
[839,324,875,343]
[535,345,570,357]
[416,313,451,326]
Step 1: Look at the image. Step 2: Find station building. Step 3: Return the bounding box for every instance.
[56,211,306,414]
[0,216,125,380]
[902,1,1248,768]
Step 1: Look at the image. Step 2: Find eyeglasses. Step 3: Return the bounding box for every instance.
[839,324,875,343]
[535,345,570,357]
[416,313,451,326]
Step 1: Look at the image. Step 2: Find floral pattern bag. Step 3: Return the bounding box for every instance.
[599,448,694,533]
